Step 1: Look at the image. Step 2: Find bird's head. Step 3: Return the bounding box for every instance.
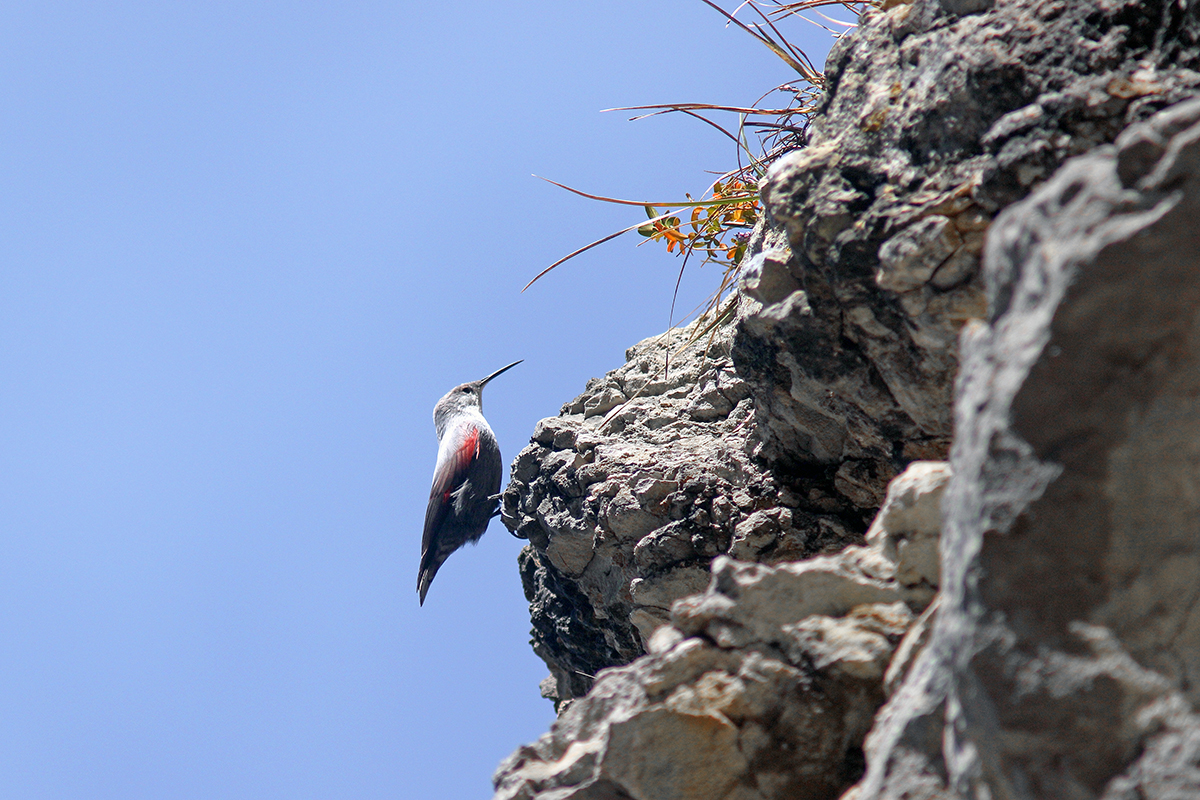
[433,360,522,432]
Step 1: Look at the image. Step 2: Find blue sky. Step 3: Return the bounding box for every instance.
[0,3,836,797]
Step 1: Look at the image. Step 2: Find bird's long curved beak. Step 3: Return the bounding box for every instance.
[479,360,523,386]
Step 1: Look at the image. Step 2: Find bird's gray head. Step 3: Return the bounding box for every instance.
[432,360,522,435]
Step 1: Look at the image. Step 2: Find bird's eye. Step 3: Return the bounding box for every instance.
[460,387,472,394]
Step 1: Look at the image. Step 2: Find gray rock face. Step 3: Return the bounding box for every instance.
[507,0,1200,716]
[855,96,1200,800]
[495,462,949,800]
[494,1,1200,798]
[504,318,867,706]
[737,0,1200,512]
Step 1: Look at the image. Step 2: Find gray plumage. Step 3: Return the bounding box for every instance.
[418,360,521,604]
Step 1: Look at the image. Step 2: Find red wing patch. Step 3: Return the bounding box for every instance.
[458,426,480,465]
[424,423,482,561]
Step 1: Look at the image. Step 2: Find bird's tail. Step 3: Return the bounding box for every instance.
[417,550,442,606]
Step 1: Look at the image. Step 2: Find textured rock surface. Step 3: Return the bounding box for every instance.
[494,1,1200,798]
[739,0,1200,506]
[503,318,868,706]
[854,95,1200,800]
[494,462,949,800]
[507,0,1200,715]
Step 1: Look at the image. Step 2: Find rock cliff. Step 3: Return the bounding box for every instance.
[495,1,1200,798]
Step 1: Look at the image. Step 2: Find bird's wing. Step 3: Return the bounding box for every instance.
[421,424,480,560]
[473,428,504,501]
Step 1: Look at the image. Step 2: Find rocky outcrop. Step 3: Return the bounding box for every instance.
[503,317,867,707]
[740,0,1200,507]
[853,93,1200,800]
[495,461,949,800]
[493,0,1200,798]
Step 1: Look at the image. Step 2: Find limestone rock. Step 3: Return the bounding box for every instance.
[495,1,1200,798]
[504,316,868,707]
[736,0,1200,500]
[863,461,948,592]
[495,462,949,800]
[854,95,1200,800]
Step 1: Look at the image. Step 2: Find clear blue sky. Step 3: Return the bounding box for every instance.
[0,3,836,797]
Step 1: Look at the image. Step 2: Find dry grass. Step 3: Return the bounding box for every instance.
[528,0,877,341]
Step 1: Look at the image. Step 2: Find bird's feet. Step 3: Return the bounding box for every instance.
[489,492,526,538]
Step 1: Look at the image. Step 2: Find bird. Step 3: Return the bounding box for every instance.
[418,360,522,605]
